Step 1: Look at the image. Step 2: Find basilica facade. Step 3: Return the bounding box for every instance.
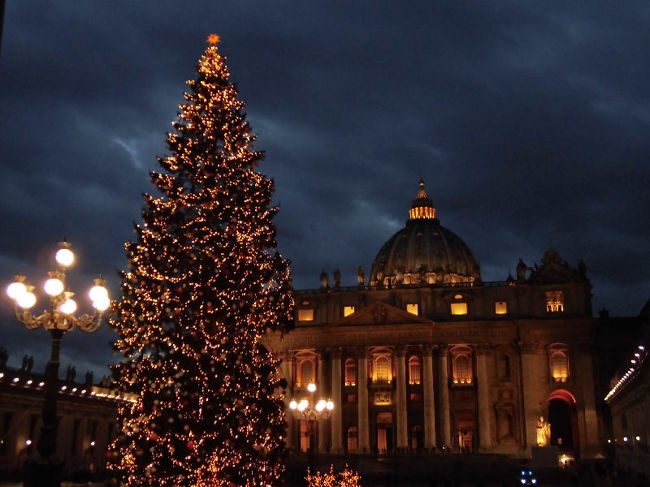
[265,181,600,458]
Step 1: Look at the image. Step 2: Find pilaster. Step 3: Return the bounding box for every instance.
[422,344,436,450]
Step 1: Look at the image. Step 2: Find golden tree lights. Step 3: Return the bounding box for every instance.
[110,36,293,486]
[306,465,362,487]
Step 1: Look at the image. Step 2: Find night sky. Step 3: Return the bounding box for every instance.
[1,1,648,377]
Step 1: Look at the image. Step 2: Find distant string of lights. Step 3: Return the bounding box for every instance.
[0,371,136,402]
[604,344,646,402]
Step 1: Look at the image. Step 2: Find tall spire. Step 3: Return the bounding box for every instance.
[409,179,436,220]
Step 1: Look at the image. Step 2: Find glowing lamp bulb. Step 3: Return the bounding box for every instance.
[289,400,297,410]
[6,281,26,300]
[298,399,308,411]
[307,383,316,393]
[89,284,108,302]
[55,247,74,267]
[17,291,36,309]
[92,297,110,312]
[44,278,64,296]
[316,400,326,412]
[326,400,334,410]
[59,298,77,314]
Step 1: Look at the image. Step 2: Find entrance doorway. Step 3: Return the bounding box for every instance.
[299,420,314,453]
[454,409,475,452]
[376,412,393,454]
[547,390,578,451]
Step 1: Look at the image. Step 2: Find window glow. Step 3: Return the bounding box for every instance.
[343,306,355,317]
[298,359,315,386]
[550,350,569,382]
[408,356,421,385]
[373,354,392,383]
[546,291,564,312]
[298,309,314,322]
[451,302,468,315]
[344,358,357,386]
[406,303,419,315]
[495,301,507,315]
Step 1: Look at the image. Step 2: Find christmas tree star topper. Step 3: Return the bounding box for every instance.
[207,33,220,45]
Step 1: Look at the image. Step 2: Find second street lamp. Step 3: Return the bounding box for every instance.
[5,241,110,487]
[289,383,334,454]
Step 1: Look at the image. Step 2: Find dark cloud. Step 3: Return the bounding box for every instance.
[1,1,648,375]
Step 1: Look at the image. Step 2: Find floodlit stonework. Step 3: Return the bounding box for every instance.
[266,181,601,458]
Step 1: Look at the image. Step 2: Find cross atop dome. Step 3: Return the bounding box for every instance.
[409,179,436,220]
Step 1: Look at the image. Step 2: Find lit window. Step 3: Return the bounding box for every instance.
[550,350,569,382]
[495,301,507,315]
[408,356,421,385]
[406,303,419,315]
[343,306,355,317]
[451,302,468,315]
[451,347,473,384]
[298,309,314,321]
[546,291,564,312]
[344,358,357,386]
[297,359,315,386]
[373,355,392,383]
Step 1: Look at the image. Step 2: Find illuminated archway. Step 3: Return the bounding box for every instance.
[547,389,578,451]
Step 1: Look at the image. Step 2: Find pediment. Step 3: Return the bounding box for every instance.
[330,301,432,327]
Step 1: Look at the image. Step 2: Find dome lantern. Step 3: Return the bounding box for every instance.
[409,179,436,220]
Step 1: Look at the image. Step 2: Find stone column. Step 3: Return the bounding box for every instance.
[279,352,294,449]
[357,350,370,453]
[395,347,408,450]
[575,345,599,457]
[422,345,437,450]
[519,342,544,451]
[330,349,343,453]
[476,344,493,450]
[437,345,451,447]
[317,351,328,453]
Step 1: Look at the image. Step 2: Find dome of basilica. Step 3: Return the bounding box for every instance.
[369,181,481,287]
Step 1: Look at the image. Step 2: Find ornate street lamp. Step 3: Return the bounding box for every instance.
[5,241,110,487]
[288,383,334,454]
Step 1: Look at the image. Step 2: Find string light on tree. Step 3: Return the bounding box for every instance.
[110,34,293,487]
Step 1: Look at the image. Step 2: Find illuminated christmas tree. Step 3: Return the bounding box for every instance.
[110,34,293,487]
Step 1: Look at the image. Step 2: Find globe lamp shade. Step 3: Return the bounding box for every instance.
[59,298,77,315]
[17,291,36,309]
[6,281,26,300]
[89,284,108,303]
[44,278,64,296]
[55,248,74,267]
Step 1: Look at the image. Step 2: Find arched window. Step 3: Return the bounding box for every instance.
[295,351,317,387]
[451,346,473,384]
[547,344,570,383]
[345,358,357,387]
[347,426,358,453]
[546,291,564,312]
[550,351,569,382]
[371,348,393,383]
[375,356,391,383]
[408,356,421,385]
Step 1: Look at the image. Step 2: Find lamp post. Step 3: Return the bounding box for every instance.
[288,383,334,456]
[5,241,110,487]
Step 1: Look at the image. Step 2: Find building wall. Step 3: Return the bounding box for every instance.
[267,281,600,459]
[0,373,121,477]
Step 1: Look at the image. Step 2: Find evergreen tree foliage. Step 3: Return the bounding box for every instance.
[110,37,293,487]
